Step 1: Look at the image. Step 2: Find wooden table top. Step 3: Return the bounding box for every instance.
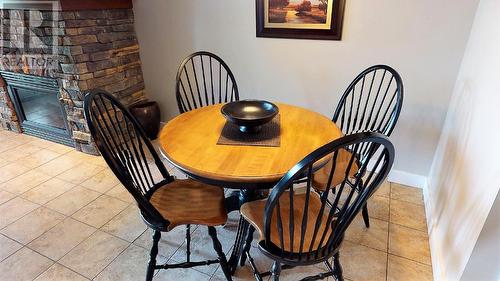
[158,103,342,186]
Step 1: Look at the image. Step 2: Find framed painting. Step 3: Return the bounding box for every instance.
[256,0,346,40]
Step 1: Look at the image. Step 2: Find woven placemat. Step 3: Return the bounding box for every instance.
[217,115,280,147]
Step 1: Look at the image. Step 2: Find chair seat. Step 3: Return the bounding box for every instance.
[312,149,359,192]
[150,179,227,231]
[241,191,333,253]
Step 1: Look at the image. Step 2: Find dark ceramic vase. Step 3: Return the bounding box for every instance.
[129,100,161,140]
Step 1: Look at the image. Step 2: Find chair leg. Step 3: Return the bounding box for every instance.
[239,225,255,266]
[228,216,249,274]
[146,230,161,281]
[333,253,344,281]
[186,224,191,262]
[270,261,281,281]
[208,226,232,281]
[362,204,370,228]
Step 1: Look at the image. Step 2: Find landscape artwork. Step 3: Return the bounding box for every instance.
[256,0,345,40]
[265,0,333,29]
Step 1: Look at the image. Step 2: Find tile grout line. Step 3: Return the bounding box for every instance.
[1,138,433,280]
[16,185,82,217]
[5,195,432,279]
[53,164,107,188]
[34,155,84,179]
[0,143,88,197]
[388,193,425,207]
[62,193,133,239]
[10,249,57,281]
[101,183,136,204]
[130,228,150,252]
[15,182,92,218]
[27,226,100,264]
[93,200,139,240]
[50,192,157,257]
[390,196,425,207]
[0,203,42,237]
[387,183,433,270]
[25,203,99,262]
[26,249,93,281]
[0,190,17,206]
[387,187,429,233]
[55,228,132,280]
[41,180,131,218]
[39,180,121,215]
[89,239,133,280]
[1,241,91,281]
[1,217,62,248]
[344,237,388,253]
[386,252,433,267]
[14,173,76,204]
[50,262,92,281]
[0,143,69,184]
[0,164,54,193]
[49,201,174,279]
[389,221,429,234]
[0,235,23,264]
[0,207,74,260]
[1,193,133,270]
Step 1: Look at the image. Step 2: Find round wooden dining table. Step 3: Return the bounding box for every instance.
[158,102,342,273]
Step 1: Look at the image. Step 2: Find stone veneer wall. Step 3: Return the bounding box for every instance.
[0,8,146,154]
[0,72,19,132]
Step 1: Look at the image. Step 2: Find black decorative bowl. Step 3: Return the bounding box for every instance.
[221,100,279,133]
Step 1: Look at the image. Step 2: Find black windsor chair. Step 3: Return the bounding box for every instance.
[175,51,239,113]
[83,90,233,281]
[314,65,403,228]
[240,132,395,281]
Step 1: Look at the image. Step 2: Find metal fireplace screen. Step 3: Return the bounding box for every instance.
[1,71,74,146]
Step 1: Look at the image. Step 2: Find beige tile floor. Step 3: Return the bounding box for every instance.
[0,129,433,281]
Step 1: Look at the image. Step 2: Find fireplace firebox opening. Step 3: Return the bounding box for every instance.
[1,71,74,146]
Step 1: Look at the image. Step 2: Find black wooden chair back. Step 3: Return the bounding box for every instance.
[175,51,239,113]
[334,65,403,137]
[84,90,172,229]
[261,132,394,263]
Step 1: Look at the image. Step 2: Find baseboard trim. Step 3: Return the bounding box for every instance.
[387,169,428,189]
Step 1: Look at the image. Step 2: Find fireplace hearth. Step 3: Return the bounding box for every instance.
[0,0,146,154]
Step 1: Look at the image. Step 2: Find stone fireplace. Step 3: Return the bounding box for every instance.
[0,0,146,154]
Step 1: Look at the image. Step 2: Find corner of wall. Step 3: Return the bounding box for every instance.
[423,177,445,281]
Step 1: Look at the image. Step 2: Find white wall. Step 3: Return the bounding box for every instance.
[460,193,500,281]
[427,0,500,279]
[132,0,478,178]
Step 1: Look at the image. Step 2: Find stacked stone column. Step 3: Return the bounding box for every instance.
[0,8,146,154]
